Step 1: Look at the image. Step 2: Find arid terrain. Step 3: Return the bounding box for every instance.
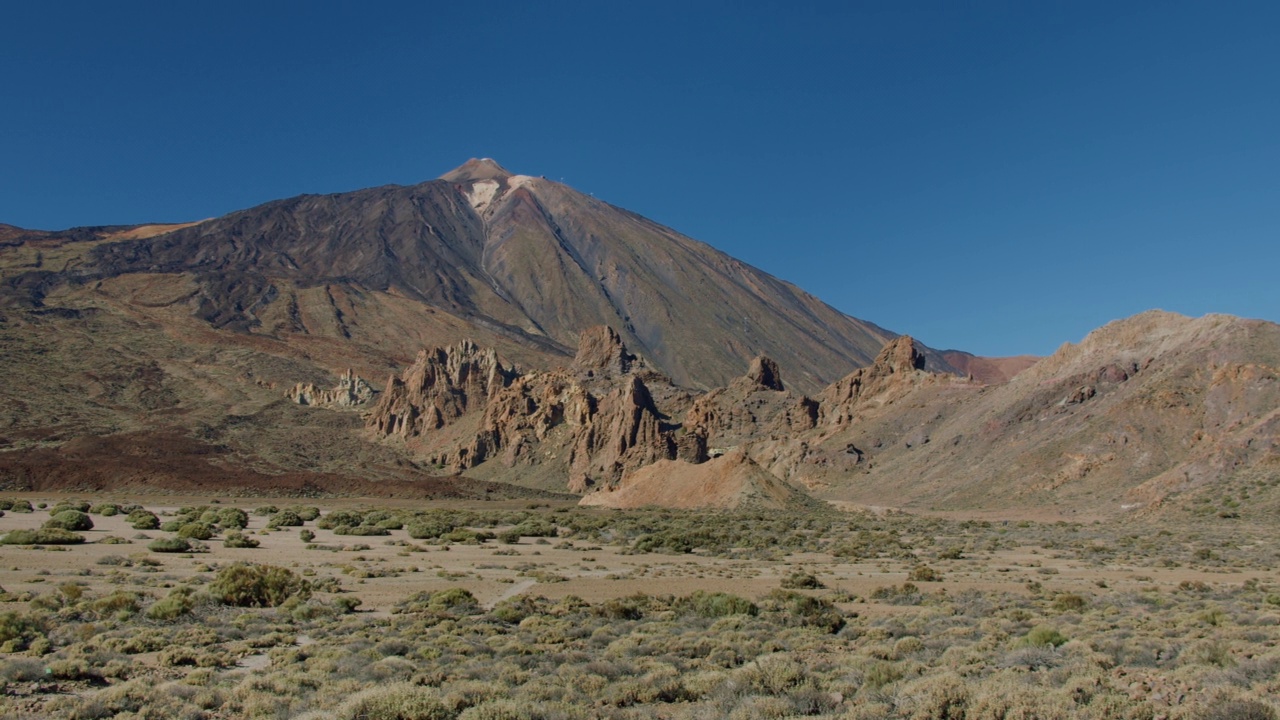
[1,494,1278,718]
[1,160,1278,719]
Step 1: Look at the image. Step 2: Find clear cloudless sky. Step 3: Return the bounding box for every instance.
[3,1,1277,356]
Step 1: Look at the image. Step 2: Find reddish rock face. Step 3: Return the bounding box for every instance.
[366,325,686,490]
[288,369,376,408]
[745,356,785,391]
[818,335,931,427]
[573,325,638,378]
[368,340,515,440]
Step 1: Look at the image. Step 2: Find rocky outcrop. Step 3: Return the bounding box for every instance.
[368,340,516,439]
[288,369,376,408]
[818,335,930,427]
[684,356,818,450]
[573,325,639,378]
[745,356,785,391]
[566,375,678,491]
[367,326,695,490]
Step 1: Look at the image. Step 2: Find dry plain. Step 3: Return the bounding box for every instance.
[0,493,1277,719]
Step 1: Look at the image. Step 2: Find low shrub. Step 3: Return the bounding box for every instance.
[1052,593,1088,612]
[127,510,160,530]
[1,528,85,545]
[148,537,192,553]
[317,510,364,530]
[208,563,311,607]
[1018,625,1068,648]
[146,588,195,621]
[287,506,321,521]
[683,590,758,618]
[908,564,943,582]
[333,683,452,720]
[780,571,824,589]
[223,531,260,548]
[44,510,94,531]
[267,510,304,529]
[334,525,390,536]
[218,507,249,529]
[177,523,215,540]
[0,611,46,652]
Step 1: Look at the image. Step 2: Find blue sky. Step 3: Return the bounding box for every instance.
[3,1,1277,356]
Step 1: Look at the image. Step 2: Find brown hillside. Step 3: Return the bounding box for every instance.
[940,350,1040,384]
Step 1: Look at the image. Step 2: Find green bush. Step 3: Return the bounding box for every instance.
[334,525,390,536]
[1019,625,1068,648]
[334,683,452,720]
[208,563,311,607]
[218,507,249,529]
[512,518,558,537]
[8,500,33,513]
[1052,593,1088,612]
[0,611,46,652]
[299,529,315,543]
[90,503,120,516]
[397,588,479,615]
[317,510,364,530]
[407,519,454,539]
[287,506,321,521]
[683,590,758,618]
[762,590,845,633]
[176,522,215,540]
[146,588,194,621]
[223,531,260,548]
[127,510,160,530]
[1,528,85,545]
[148,537,192,553]
[780,571,824,589]
[334,596,362,614]
[440,528,493,544]
[267,510,304,529]
[908,564,942,582]
[44,510,94,531]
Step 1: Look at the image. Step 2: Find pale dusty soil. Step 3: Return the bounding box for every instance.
[1,493,1270,618]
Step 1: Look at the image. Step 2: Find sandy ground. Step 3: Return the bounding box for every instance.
[2,493,1271,622]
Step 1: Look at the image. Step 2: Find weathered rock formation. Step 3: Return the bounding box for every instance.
[288,369,376,408]
[367,326,700,491]
[369,340,516,439]
[573,325,639,378]
[818,335,933,427]
[684,356,818,451]
[359,313,1280,519]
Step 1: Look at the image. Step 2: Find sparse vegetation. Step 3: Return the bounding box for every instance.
[0,497,1276,719]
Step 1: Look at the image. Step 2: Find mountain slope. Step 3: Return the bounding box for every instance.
[763,311,1280,517]
[66,158,948,392]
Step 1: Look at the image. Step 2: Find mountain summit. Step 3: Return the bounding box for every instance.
[440,157,513,182]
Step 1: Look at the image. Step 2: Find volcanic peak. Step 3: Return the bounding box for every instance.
[440,158,513,183]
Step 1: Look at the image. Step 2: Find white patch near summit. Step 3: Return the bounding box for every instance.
[507,175,536,191]
[466,180,500,210]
